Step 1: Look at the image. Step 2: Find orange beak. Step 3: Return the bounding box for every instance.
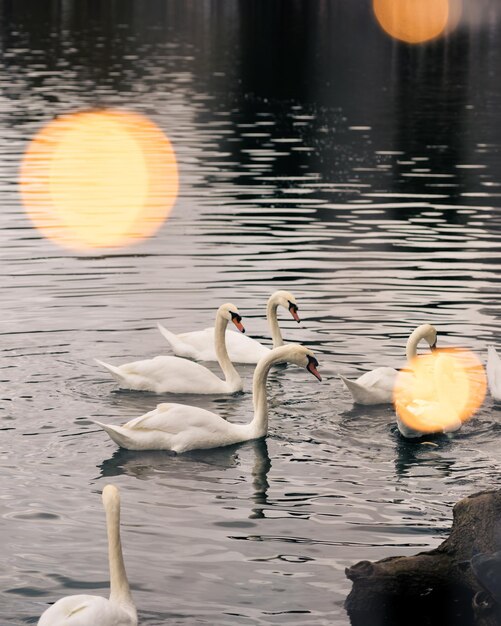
[232,317,245,333]
[289,304,300,323]
[307,357,322,381]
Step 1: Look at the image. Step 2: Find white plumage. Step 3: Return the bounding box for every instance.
[158,290,301,364]
[340,324,437,405]
[487,346,501,401]
[38,485,136,626]
[96,303,244,394]
[93,344,322,453]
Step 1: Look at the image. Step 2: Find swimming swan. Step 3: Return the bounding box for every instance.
[339,324,437,405]
[38,485,136,626]
[157,290,301,364]
[95,303,245,394]
[92,344,321,453]
[487,346,501,401]
[396,351,463,438]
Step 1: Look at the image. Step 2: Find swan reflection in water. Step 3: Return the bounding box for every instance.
[98,439,272,518]
[392,431,456,479]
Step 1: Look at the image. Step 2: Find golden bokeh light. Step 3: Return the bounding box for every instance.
[394,348,486,435]
[19,109,178,251]
[373,0,452,44]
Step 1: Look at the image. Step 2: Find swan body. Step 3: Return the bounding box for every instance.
[487,346,501,401]
[339,367,398,405]
[158,290,301,364]
[38,485,136,626]
[96,304,244,394]
[340,324,437,405]
[396,352,463,438]
[93,344,321,453]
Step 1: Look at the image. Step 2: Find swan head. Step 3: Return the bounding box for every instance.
[271,344,321,381]
[418,323,438,350]
[218,303,245,333]
[270,290,300,323]
[102,484,121,511]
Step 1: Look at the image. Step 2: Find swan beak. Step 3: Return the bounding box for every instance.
[289,302,301,323]
[431,341,437,351]
[307,356,322,381]
[231,313,245,333]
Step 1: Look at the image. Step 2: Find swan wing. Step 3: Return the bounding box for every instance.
[487,346,501,401]
[101,355,227,393]
[178,327,268,363]
[160,324,269,363]
[117,403,246,452]
[124,402,223,434]
[157,324,211,360]
[356,367,398,392]
[340,367,397,405]
[38,594,136,626]
[224,331,270,364]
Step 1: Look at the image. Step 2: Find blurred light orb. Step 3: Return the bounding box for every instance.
[20,109,178,251]
[373,0,451,44]
[394,348,486,434]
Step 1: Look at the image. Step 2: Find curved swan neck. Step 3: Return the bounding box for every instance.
[105,496,133,606]
[214,311,240,385]
[267,297,284,349]
[406,326,429,362]
[250,351,279,438]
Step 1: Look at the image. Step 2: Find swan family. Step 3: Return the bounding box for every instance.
[93,292,495,447]
[37,288,496,623]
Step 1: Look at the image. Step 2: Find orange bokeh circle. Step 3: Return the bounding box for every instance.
[19,109,179,251]
[394,348,486,434]
[373,0,450,44]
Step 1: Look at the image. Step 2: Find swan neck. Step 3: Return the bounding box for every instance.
[267,299,283,349]
[250,352,276,437]
[215,312,239,384]
[106,499,133,606]
[406,327,427,361]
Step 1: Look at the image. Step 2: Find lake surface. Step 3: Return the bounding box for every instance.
[1,1,501,624]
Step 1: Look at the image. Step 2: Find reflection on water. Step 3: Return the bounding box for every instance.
[1,1,501,624]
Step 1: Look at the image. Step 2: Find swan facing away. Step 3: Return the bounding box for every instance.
[96,303,245,394]
[158,290,301,364]
[93,344,321,453]
[339,324,437,405]
[38,485,136,626]
[487,346,501,401]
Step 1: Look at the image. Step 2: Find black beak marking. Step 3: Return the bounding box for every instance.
[288,301,301,323]
[230,311,245,333]
[306,354,321,381]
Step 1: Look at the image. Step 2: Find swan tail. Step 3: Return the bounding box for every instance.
[157,323,197,359]
[94,359,127,384]
[157,323,178,347]
[91,420,136,450]
[339,375,386,405]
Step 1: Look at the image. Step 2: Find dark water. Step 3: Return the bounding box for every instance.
[1,1,501,624]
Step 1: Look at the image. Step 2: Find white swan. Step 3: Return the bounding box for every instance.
[339,324,437,405]
[487,346,501,401]
[95,303,245,394]
[157,290,301,364]
[92,344,321,453]
[38,485,136,626]
[396,351,463,438]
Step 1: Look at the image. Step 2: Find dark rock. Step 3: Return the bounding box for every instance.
[345,490,501,626]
